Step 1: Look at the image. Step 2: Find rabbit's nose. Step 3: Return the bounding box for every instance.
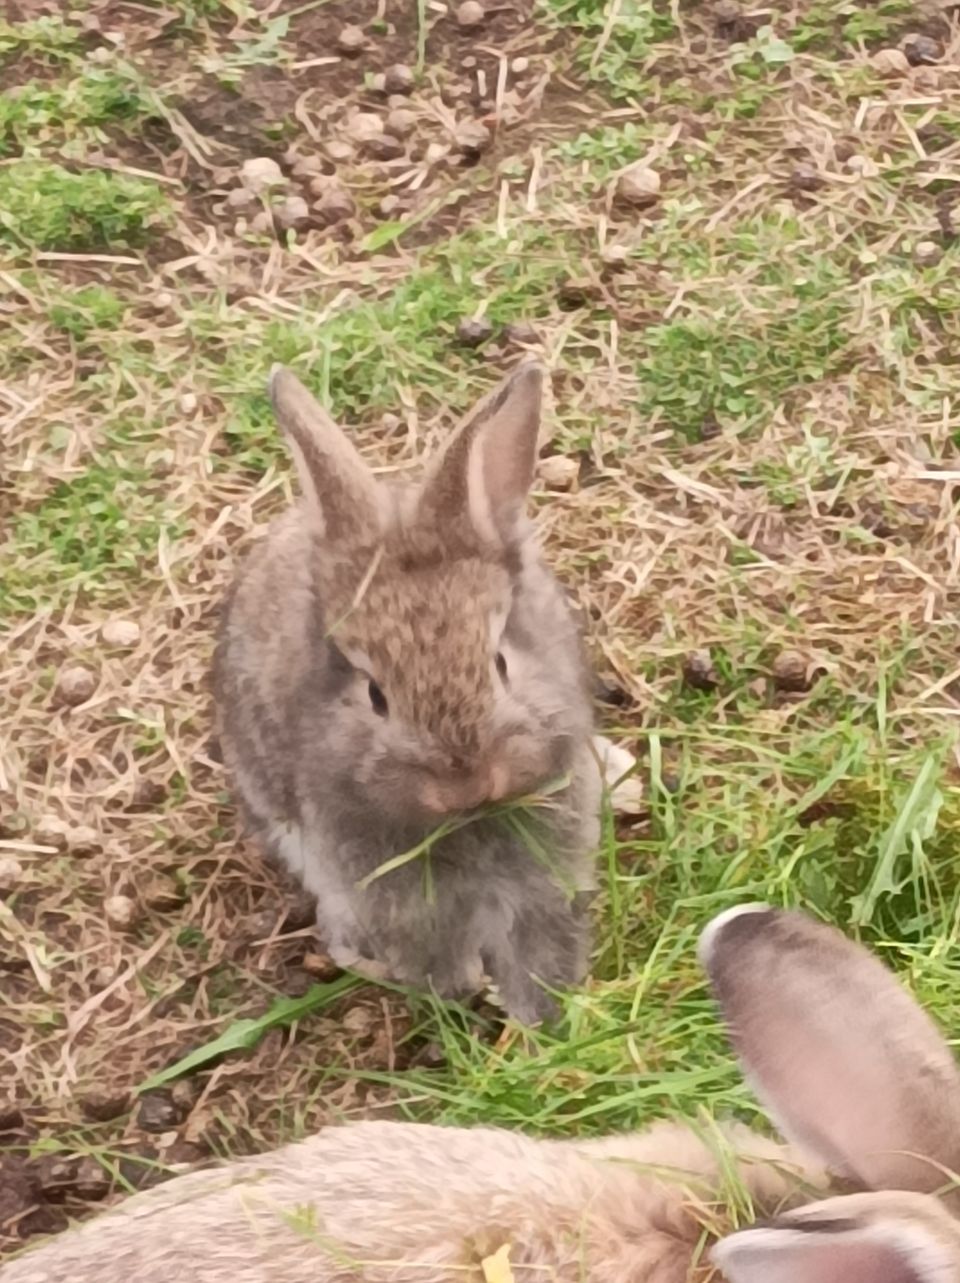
[419,766,507,816]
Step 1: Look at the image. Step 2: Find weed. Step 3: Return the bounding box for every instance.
[0,162,170,250]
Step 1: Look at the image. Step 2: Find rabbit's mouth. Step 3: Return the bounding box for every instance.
[411,737,568,821]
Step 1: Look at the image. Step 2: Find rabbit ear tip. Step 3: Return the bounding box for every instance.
[267,363,290,399]
[510,359,544,387]
[699,903,777,970]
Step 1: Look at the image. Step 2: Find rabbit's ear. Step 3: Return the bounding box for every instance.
[269,366,381,542]
[418,362,543,548]
[714,1214,956,1283]
[699,905,960,1198]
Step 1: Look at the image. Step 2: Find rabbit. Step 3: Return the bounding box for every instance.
[212,361,603,1024]
[7,901,960,1283]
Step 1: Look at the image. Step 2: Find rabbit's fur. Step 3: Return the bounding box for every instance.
[213,363,600,1022]
[7,904,960,1283]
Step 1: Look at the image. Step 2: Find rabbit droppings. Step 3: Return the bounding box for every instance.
[6,905,960,1283]
[213,362,601,1022]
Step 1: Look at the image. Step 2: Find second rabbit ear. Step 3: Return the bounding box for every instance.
[699,905,960,1201]
[269,366,382,544]
[418,362,543,549]
[715,1212,957,1283]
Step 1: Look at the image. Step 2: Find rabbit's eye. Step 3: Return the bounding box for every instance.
[368,679,388,717]
[495,652,508,684]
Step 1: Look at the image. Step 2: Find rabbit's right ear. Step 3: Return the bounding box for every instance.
[269,366,381,543]
[714,1213,957,1283]
[700,905,960,1201]
[417,362,543,550]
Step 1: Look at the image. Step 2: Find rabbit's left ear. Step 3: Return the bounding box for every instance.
[715,1215,955,1283]
[418,362,542,549]
[698,904,960,1198]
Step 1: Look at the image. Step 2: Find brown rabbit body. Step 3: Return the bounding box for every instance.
[213,364,601,1022]
[7,904,960,1283]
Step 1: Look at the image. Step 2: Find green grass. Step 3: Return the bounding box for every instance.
[542,0,676,101]
[4,0,960,1224]
[0,68,156,156]
[1,456,181,615]
[0,162,170,250]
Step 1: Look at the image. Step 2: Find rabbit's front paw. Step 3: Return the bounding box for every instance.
[329,945,392,983]
[486,975,559,1027]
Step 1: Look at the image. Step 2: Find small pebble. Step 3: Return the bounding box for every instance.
[869,47,910,76]
[456,316,494,346]
[326,139,355,162]
[290,154,325,178]
[314,184,356,224]
[337,23,368,55]
[379,193,401,216]
[386,106,417,137]
[74,1156,111,1201]
[771,649,810,692]
[511,55,530,73]
[456,0,485,28]
[383,63,415,95]
[240,156,283,194]
[137,1090,182,1134]
[424,141,450,165]
[0,856,22,895]
[913,239,942,267]
[55,664,97,707]
[790,163,822,193]
[846,154,880,178]
[142,874,186,913]
[345,112,384,143]
[80,1089,130,1123]
[503,320,541,345]
[37,815,98,857]
[32,1155,78,1203]
[538,455,579,491]
[226,186,255,210]
[34,814,71,849]
[602,244,630,269]
[454,119,491,157]
[342,1005,376,1036]
[682,650,719,692]
[249,209,275,235]
[713,0,741,21]
[180,392,198,415]
[901,34,943,66]
[301,951,341,980]
[275,194,311,230]
[104,893,140,931]
[100,618,141,648]
[362,133,405,161]
[615,163,661,208]
[154,290,174,310]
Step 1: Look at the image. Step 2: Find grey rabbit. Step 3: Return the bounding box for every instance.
[8,903,960,1282]
[213,361,602,1023]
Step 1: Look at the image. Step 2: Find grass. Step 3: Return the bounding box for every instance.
[0,163,170,250]
[2,0,960,1255]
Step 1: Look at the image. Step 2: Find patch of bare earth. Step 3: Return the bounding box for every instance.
[3,0,960,1258]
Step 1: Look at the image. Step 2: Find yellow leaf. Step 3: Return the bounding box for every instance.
[481,1242,515,1283]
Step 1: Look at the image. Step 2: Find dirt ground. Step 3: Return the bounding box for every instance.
[3,0,960,1259]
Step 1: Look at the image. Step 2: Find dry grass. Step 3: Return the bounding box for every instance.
[2,0,960,1254]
